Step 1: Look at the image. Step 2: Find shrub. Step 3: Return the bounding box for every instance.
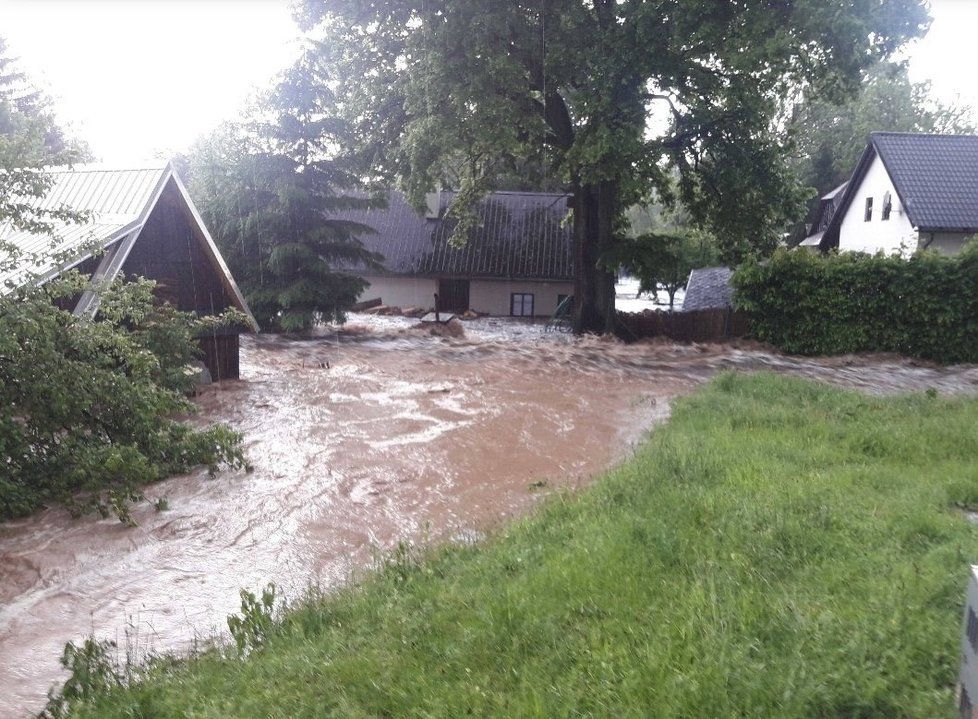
[0,272,247,521]
[732,244,978,362]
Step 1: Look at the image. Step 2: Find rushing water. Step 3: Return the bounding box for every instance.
[1,318,977,717]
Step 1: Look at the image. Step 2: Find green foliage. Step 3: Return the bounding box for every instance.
[60,373,978,716]
[609,225,720,309]
[185,50,382,333]
[41,639,122,719]
[616,189,723,312]
[0,274,247,521]
[296,0,928,329]
[227,584,278,654]
[1,36,91,274]
[0,38,242,523]
[791,61,975,198]
[733,245,978,362]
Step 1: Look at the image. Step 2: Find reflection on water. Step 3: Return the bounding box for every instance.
[1,319,977,717]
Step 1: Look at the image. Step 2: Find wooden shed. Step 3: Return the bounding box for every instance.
[0,161,258,380]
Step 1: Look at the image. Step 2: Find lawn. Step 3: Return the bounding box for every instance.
[65,372,978,717]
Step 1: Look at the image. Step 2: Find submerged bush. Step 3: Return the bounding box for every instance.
[0,272,247,521]
[732,243,978,362]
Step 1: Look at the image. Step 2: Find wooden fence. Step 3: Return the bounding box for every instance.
[616,308,747,343]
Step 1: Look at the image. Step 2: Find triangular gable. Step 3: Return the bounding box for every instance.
[1,161,258,331]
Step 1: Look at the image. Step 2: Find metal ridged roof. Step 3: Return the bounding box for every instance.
[338,189,574,280]
[0,163,167,288]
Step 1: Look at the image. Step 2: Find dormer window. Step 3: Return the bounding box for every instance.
[864,197,873,222]
[882,191,892,221]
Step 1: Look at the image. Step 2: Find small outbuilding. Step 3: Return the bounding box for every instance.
[682,267,735,311]
[0,161,257,380]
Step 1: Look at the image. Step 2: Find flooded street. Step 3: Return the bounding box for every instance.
[2,318,978,716]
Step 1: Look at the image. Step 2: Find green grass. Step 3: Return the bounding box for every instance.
[69,372,978,717]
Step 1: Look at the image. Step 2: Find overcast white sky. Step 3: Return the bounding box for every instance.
[0,0,976,165]
[0,0,299,163]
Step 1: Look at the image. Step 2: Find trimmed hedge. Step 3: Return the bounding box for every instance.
[732,245,978,363]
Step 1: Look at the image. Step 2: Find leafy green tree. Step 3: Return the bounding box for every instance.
[620,192,721,309]
[0,274,248,522]
[0,37,89,245]
[187,50,382,332]
[0,39,246,522]
[296,0,928,333]
[613,230,719,310]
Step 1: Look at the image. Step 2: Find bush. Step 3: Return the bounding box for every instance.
[732,244,978,362]
[0,272,247,522]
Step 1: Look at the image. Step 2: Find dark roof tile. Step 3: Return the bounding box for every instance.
[337,190,574,280]
[683,267,734,310]
[871,132,978,231]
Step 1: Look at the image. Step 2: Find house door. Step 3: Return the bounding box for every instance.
[437,279,470,314]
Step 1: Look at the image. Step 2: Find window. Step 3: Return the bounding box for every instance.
[510,293,535,317]
[864,197,873,222]
[882,191,892,221]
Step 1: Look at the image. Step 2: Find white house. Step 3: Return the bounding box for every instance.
[802,132,978,255]
[339,190,574,317]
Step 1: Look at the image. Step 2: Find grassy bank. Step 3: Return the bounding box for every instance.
[66,373,978,717]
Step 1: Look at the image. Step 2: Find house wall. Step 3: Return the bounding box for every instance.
[358,275,574,316]
[123,180,234,316]
[469,279,573,317]
[839,153,918,256]
[919,232,972,255]
[360,275,439,309]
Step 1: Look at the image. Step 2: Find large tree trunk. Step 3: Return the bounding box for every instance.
[573,180,618,334]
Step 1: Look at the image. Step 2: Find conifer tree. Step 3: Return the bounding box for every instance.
[190,50,382,332]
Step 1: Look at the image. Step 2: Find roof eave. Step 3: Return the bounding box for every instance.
[916,226,978,234]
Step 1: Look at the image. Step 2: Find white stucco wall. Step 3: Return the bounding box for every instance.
[919,232,971,255]
[838,153,918,256]
[359,276,438,309]
[358,275,573,316]
[469,279,574,317]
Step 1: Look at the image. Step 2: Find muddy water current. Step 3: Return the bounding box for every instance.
[2,319,978,716]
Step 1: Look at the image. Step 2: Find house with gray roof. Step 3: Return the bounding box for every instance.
[0,161,257,379]
[341,189,574,317]
[808,132,978,255]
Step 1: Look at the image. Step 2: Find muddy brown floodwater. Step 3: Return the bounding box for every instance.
[2,319,978,717]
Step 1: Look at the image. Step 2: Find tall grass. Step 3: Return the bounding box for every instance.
[68,373,978,717]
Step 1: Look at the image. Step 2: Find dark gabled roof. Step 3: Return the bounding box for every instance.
[822,132,978,249]
[337,190,574,280]
[682,267,734,310]
[872,132,978,231]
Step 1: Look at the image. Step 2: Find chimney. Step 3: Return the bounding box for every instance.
[424,191,441,220]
